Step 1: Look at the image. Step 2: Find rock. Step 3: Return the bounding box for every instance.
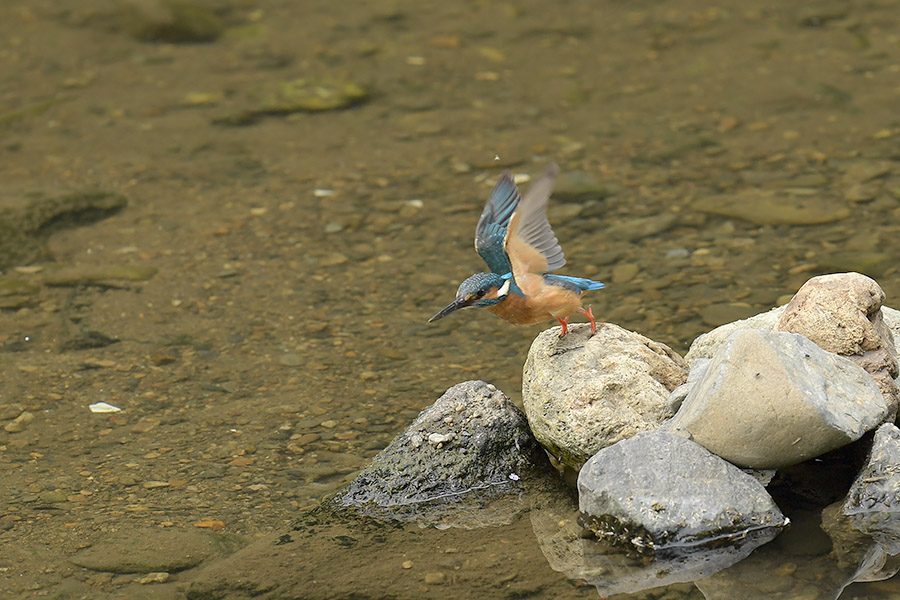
[124,0,224,44]
[0,189,126,270]
[842,160,893,185]
[578,431,788,553]
[70,527,245,573]
[604,213,678,242]
[668,329,890,468]
[4,411,34,433]
[523,323,688,471]
[685,305,786,364]
[844,423,900,552]
[335,380,549,528]
[258,79,369,113]
[776,272,900,417]
[692,190,851,225]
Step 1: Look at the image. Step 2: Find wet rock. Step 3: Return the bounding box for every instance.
[578,430,788,553]
[776,272,899,418]
[668,329,890,469]
[4,410,34,433]
[844,423,900,552]
[70,527,246,573]
[692,190,850,225]
[523,323,688,471]
[336,380,549,528]
[257,79,369,114]
[552,171,617,201]
[124,0,224,44]
[604,213,678,242]
[842,160,893,185]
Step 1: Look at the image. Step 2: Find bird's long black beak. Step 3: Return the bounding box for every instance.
[428,297,471,323]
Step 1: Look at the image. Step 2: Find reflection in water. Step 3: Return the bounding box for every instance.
[198,473,900,599]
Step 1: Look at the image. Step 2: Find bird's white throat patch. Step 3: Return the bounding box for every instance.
[497,279,510,297]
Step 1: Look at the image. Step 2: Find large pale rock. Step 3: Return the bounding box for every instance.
[668,329,890,469]
[685,306,786,365]
[776,272,900,417]
[336,380,548,527]
[523,322,688,471]
[578,431,788,552]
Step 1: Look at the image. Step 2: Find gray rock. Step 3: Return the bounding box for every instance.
[685,305,786,365]
[669,329,890,468]
[336,380,547,528]
[844,423,900,553]
[523,323,688,471]
[578,431,787,553]
[776,272,899,418]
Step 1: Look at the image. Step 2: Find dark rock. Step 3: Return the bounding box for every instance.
[335,380,549,528]
[578,430,788,553]
[844,423,900,553]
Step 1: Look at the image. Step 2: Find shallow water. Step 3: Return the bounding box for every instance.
[1,0,900,597]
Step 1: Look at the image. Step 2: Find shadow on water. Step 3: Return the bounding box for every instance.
[186,444,900,599]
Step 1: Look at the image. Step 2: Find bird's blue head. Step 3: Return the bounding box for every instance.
[428,272,511,323]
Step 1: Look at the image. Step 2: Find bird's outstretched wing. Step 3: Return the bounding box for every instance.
[474,172,520,275]
[504,164,566,293]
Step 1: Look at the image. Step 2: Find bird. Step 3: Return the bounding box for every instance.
[428,163,604,337]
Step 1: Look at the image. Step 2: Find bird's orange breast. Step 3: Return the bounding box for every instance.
[487,287,583,326]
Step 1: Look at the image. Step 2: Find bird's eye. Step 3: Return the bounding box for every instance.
[475,290,486,299]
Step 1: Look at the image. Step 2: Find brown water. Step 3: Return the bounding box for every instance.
[1,0,900,598]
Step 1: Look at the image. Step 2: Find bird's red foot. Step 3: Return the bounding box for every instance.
[557,316,569,338]
[579,306,597,335]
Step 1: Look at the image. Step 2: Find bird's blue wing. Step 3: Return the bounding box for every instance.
[475,172,520,275]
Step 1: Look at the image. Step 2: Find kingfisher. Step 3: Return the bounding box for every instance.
[428,163,604,337]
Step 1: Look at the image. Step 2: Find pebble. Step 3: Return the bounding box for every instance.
[324,222,344,234]
[39,490,68,503]
[320,420,337,428]
[424,572,446,585]
[319,253,349,267]
[278,353,304,367]
[138,572,170,584]
[845,182,880,202]
[402,560,414,569]
[0,403,25,420]
[611,263,640,284]
[143,481,171,489]
[4,411,34,433]
[843,160,893,184]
